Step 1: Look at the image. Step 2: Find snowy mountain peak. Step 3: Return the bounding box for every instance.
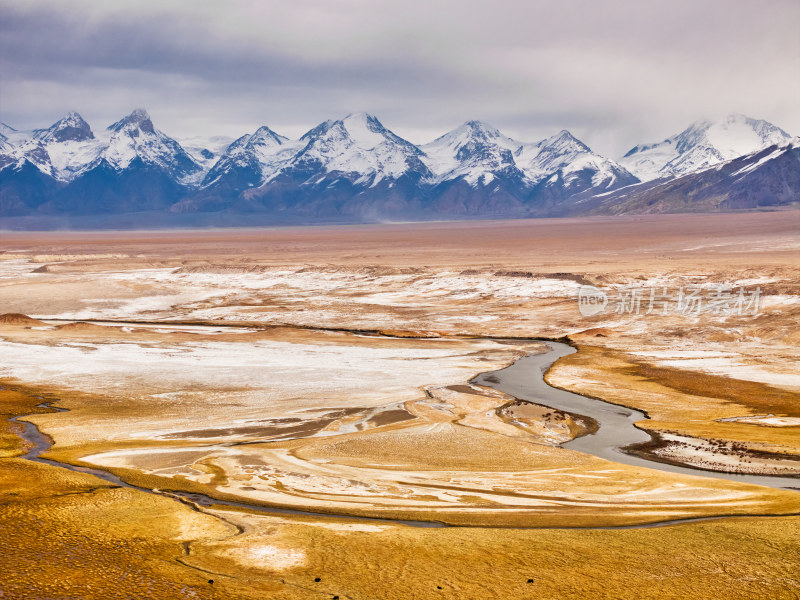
[289,114,428,186]
[620,113,792,181]
[334,113,393,149]
[300,113,399,149]
[428,120,513,147]
[108,108,155,134]
[513,129,636,193]
[1,112,102,181]
[421,121,523,185]
[674,113,789,155]
[202,124,299,187]
[343,111,381,126]
[33,111,94,143]
[540,129,591,153]
[101,109,200,182]
[250,125,288,147]
[459,120,504,138]
[515,130,594,179]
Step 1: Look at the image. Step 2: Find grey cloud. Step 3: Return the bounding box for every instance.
[1,0,798,155]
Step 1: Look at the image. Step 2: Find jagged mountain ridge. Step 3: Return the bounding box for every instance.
[558,138,800,216]
[292,113,431,186]
[422,120,524,184]
[221,113,435,218]
[420,120,529,215]
[3,112,104,181]
[0,109,204,185]
[102,109,203,184]
[33,111,95,144]
[0,110,797,225]
[0,109,207,215]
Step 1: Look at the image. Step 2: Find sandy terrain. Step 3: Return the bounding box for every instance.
[1,211,799,598]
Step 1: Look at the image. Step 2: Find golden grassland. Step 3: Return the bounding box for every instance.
[2,386,800,599]
[2,213,800,598]
[548,344,800,466]
[9,350,800,530]
[0,387,234,599]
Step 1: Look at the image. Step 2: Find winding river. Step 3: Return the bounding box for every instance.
[474,341,800,491]
[10,402,442,528]
[7,338,799,532]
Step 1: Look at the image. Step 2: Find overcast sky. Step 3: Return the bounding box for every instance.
[1,0,798,156]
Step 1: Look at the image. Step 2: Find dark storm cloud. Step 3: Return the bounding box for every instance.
[1,0,798,155]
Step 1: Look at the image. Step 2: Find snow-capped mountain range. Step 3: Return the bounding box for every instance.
[422,120,524,186]
[0,110,796,225]
[0,109,203,185]
[619,114,792,181]
[202,126,297,188]
[102,109,202,185]
[575,136,800,216]
[291,113,431,187]
[1,112,103,181]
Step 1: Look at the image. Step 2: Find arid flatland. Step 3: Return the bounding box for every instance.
[1,211,799,599]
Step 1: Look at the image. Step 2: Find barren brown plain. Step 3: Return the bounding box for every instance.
[1,210,799,599]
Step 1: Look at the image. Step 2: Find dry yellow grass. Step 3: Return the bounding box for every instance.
[2,388,799,599]
[548,344,800,470]
[7,367,800,530]
[0,388,239,599]
[1,213,799,598]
